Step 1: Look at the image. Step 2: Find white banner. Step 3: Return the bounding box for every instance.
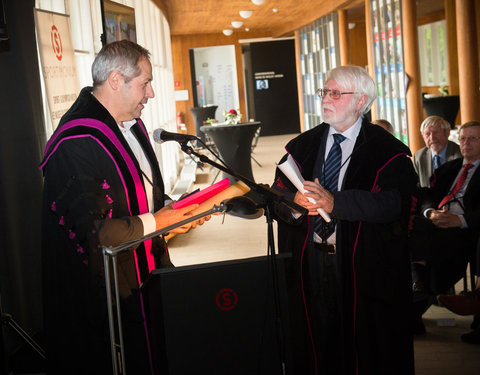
[34,9,79,130]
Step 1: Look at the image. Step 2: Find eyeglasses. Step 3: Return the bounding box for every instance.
[459,136,480,143]
[316,88,358,100]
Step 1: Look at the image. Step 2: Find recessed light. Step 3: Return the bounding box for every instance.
[239,10,253,19]
[231,21,243,28]
[222,29,233,36]
[251,0,266,5]
[272,8,278,13]
[245,28,250,32]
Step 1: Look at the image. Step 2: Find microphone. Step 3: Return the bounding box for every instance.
[153,128,197,144]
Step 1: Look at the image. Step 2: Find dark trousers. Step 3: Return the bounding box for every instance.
[409,216,477,294]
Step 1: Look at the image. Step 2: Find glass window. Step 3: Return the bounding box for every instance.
[418,20,449,87]
[298,13,340,131]
[370,0,408,144]
[35,0,180,191]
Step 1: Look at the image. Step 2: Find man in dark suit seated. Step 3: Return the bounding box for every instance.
[413,115,461,187]
[409,121,480,334]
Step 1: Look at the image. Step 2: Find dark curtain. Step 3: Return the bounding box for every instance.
[0,0,46,369]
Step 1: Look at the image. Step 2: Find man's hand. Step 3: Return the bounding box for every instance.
[191,214,211,228]
[293,191,318,215]
[429,207,462,228]
[153,204,200,234]
[303,178,334,214]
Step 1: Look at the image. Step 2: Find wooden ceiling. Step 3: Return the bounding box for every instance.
[154,0,445,37]
[155,0,364,37]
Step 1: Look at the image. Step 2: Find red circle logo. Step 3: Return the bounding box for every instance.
[50,25,63,61]
[216,288,238,311]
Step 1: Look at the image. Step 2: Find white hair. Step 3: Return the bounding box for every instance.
[327,65,377,115]
[420,115,451,134]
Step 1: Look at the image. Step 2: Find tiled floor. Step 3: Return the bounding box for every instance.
[167,133,480,375]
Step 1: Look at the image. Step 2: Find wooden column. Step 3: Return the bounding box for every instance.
[338,9,349,65]
[402,0,424,153]
[365,0,376,120]
[477,0,480,71]
[456,0,480,123]
[444,0,459,96]
[294,30,306,132]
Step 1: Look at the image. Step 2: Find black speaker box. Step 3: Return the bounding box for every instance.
[142,254,292,375]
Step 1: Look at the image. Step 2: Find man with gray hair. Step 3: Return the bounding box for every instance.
[272,65,416,374]
[413,115,461,187]
[41,40,205,374]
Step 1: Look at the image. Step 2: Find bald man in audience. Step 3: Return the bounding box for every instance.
[372,119,394,134]
[413,116,461,187]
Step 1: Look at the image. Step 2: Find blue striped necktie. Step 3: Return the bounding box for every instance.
[432,154,441,170]
[314,133,346,242]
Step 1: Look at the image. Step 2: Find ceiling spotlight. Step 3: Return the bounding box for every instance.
[272,8,278,13]
[251,0,266,5]
[239,10,253,19]
[222,29,233,36]
[231,21,243,28]
[245,28,250,32]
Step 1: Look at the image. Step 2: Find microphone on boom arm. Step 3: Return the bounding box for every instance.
[153,128,197,144]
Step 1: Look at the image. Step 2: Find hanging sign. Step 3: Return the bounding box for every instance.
[34,9,79,131]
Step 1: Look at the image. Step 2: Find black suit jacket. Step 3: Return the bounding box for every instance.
[423,158,480,229]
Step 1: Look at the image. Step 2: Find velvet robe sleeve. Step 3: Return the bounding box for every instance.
[333,153,416,224]
[44,137,146,253]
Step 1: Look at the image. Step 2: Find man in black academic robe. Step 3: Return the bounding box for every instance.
[272,66,416,375]
[41,41,199,375]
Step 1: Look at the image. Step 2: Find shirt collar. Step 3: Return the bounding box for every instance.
[328,116,362,142]
[119,119,137,133]
[465,159,480,168]
[431,145,447,161]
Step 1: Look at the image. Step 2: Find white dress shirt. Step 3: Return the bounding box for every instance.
[119,120,156,235]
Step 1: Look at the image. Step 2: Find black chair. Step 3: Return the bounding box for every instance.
[189,106,218,146]
[422,95,460,129]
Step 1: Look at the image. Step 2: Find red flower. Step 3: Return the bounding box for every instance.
[228,109,237,115]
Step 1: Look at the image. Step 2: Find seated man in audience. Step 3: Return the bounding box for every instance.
[409,121,480,334]
[372,118,394,134]
[413,115,461,187]
[438,276,480,344]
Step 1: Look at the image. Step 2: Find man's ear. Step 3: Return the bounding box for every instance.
[356,94,367,111]
[107,70,123,91]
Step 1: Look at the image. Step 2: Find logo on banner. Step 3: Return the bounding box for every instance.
[50,25,63,61]
[216,288,238,311]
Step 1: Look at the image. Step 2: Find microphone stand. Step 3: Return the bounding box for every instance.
[180,141,306,375]
[103,203,228,375]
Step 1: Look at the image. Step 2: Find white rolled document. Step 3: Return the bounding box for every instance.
[277,154,331,223]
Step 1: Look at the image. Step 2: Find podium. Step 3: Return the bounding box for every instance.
[142,254,292,375]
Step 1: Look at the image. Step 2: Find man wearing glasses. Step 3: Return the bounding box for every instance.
[272,66,416,374]
[410,121,480,336]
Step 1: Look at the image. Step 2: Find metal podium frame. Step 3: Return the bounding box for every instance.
[102,203,227,375]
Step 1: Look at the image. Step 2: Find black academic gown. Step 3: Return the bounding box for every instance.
[272,119,416,375]
[40,87,169,374]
